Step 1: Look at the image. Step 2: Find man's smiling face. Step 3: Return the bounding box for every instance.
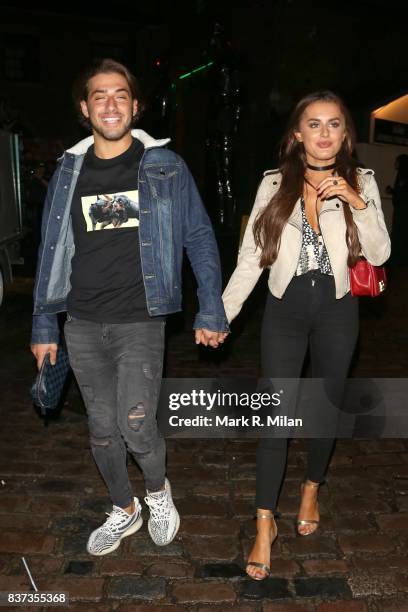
[80,72,138,141]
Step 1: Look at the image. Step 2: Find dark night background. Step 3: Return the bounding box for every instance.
[0,0,407,327]
[1,0,407,223]
[2,0,407,353]
[1,3,408,606]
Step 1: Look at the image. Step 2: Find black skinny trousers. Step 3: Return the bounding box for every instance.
[256,270,359,511]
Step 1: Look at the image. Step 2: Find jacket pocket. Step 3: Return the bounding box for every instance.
[145,166,178,201]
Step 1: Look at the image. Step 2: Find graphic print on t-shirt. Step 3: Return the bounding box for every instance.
[82,190,139,231]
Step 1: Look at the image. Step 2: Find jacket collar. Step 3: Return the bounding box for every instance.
[65,129,170,156]
[268,166,374,229]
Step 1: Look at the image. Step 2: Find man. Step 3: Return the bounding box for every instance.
[30,58,229,556]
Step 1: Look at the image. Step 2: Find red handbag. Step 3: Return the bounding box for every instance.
[349,258,387,297]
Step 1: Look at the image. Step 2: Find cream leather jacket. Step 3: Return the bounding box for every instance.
[222,168,391,323]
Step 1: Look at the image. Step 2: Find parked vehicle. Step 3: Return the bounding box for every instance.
[0,130,23,307]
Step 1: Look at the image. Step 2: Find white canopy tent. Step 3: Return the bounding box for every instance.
[356,92,408,230]
[371,93,408,125]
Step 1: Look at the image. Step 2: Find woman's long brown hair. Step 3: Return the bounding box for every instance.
[253,91,361,268]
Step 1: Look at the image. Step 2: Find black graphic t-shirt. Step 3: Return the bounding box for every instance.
[67,137,154,322]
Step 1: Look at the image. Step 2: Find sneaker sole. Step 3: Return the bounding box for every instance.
[87,514,143,556]
[148,508,180,546]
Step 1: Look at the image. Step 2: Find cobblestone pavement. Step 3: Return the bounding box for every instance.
[1,270,408,611]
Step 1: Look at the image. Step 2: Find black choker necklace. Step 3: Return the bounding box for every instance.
[306,162,336,171]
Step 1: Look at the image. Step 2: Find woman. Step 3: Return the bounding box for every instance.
[222,91,390,580]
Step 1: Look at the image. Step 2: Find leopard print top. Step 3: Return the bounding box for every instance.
[295,197,333,277]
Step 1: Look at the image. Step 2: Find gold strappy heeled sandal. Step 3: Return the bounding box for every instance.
[297,480,320,536]
[246,511,278,580]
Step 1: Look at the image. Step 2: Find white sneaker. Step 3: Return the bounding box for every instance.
[144,478,180,546]
[86,497,143,556]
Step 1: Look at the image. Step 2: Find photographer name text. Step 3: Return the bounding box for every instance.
[168,415,303,427]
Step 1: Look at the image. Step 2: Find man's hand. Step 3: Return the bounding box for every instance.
[30,343,58,369]
[195,329,229,348]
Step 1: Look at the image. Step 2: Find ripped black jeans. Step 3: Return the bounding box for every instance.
[64,315,166,508]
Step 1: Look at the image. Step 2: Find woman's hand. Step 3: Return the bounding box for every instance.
[316,176,367,209]
[195,329,229,348]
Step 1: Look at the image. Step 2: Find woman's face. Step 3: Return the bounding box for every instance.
[294,101,347,166]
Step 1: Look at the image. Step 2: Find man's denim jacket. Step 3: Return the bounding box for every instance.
[31,129,229,344]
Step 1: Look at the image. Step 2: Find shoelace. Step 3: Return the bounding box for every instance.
[103,507,132,532]
[145,493,169,521]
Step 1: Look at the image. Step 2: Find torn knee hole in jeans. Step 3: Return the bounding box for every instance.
[128,403,145,431]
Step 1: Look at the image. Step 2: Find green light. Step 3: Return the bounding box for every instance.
[178,61,214,80]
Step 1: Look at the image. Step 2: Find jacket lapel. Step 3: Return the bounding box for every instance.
[287,198,302,230]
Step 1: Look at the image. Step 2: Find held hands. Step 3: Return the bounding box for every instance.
[32,332,229,365]
[195,329,229,348]
[30,343,58,369]
[316,176,367,209]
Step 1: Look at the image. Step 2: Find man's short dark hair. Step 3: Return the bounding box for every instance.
[72,58,144,130]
